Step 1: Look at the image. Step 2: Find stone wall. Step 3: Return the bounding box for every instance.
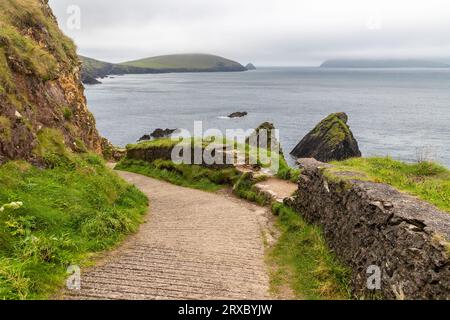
[126,144,234,170]
[287,159,450,299]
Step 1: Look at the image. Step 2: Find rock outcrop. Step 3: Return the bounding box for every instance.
[247,122,280,151]
[246,63,256,70]
[150,128,177,139]
[0,0,103,164]
[287,159,450,299]
[290,112,361,162]
[137,129,177,142]
[228,112,248,118]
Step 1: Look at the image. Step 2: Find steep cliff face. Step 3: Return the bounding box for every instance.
[0,0,103,164]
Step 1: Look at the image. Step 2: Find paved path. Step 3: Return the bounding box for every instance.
[66,170,272,300]
[255,178,298,203]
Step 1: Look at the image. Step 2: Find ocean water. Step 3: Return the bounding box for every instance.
[85,67,450,168]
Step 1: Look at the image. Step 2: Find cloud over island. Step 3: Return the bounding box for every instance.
[49,0,450,66]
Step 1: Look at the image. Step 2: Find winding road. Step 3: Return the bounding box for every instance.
[66,170,274,300]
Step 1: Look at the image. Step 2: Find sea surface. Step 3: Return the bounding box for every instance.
[85,67,450,167]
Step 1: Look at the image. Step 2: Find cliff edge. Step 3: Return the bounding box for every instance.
[0,0,103,164]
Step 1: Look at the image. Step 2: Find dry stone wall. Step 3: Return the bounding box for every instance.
[287,159,450,299]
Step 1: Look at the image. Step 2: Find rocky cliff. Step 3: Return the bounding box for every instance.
[0,0,103,164]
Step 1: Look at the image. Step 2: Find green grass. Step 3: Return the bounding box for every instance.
[0,0,77,130]
[0,0,77,104]
[116,159,241,192]
[127,137,301,182]
[0,116,12,142]
[311,113,351,147]
[233,173,271,206]
[330,157,450,213]
[79,55,111,74]
[0,155,148,300]
[269,203,351,300]
[126,137,183,150]
[276,155,301,182]
[120,53,244,70]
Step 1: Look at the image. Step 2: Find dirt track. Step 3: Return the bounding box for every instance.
[66,170,273,300]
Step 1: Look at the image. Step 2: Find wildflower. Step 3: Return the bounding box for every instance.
[0,201,24,212]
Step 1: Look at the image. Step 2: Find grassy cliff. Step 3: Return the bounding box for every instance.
[79,55,163,84]
[0,0,149,299]
[0,0,103,162]
[120,53,247,72]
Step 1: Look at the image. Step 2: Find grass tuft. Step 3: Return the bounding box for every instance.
[116,159,241,192]
[330,157,450,213]
[269,203,351,300]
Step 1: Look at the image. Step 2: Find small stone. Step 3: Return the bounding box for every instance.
[228,111,248,118]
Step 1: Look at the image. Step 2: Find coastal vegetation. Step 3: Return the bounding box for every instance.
[330,157,450,213]
[116,159,240,192]
[0,153,148,299]
[80,53,247,84]
[0,0,76,96]
[269,203,351,300]
[117,138,351,299]
[0,0,150,300]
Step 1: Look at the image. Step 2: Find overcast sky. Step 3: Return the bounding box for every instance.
[48,0,450,66]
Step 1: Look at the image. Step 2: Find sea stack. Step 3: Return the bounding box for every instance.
[247,122,281,152]
[290,112,361,162]
[245,63,256,70]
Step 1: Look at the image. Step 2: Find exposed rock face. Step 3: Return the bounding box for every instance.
[150,128,177,139]
[287,159,450,299]
[0,0,103,164]
[245,63,256,70]
[290,112,361,162]
[81,74,101,85]
[228,112,248,118]
[138,134,151,142]
[137,129,177,142]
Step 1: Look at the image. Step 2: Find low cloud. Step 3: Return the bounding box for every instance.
[49,0,450,65]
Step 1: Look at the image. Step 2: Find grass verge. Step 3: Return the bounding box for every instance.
[268,203,351,300]
[232,172,271,206]
[0,154,148,299]
[330,157,450,213]
[116,159,241,192]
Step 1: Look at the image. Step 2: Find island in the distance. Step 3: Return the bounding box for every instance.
[245,63,256,70]
[320,59,450,68]
[80,53,247,84]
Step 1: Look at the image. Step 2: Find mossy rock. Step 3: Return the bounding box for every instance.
[247,122,280,151]
[290,112,361,162]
